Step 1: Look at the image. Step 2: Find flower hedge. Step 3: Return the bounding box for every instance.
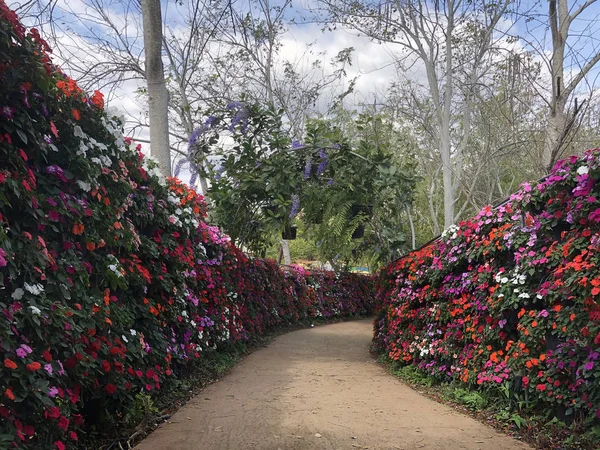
[375,150,600,431]
[0,4,375,449]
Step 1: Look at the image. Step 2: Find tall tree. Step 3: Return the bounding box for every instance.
[538,0,600,172]
[141,0,171,175]
[320,0,512,229]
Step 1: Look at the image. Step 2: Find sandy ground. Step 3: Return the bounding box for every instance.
[135,320,531,450]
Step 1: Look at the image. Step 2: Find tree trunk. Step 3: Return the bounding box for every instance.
[280,239,292,265]
[141,0,171,176]
[542,107,567,172]
[405,205,416,250]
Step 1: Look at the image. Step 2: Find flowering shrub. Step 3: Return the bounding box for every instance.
[375,151,600,432]
[0,5,375,449]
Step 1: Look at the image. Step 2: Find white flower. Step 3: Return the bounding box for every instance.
[11,288,24,300]
[577,166,589,175]
[518,292,530,299]
[24,282,44,296]
[122,335,129,343]
[76,180,91,192]
[29,305,41,315]
[500,277,508,284]
[73,125,85,138]
[130,329,137,336]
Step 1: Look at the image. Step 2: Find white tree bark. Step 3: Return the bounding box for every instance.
[280,239,292,265]
[141,0,171,176]
[542,0,600,172]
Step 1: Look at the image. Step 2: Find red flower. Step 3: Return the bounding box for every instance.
[105,384,117,395]
[42,350,53,362]
[58,416,69,431]
[26,362,41,371]
[4,358,17,369]
[102,360,111,373]
[4,388,15,401]
[55,441,65,450]
[70,431,78,441]
[46,407,60,419]
[536,383,547,391]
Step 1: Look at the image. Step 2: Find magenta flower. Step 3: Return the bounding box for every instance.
[0,248,7,267]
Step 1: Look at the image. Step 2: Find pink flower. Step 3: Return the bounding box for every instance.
[0,248,6,267]
[589,208,600,223]
[55,441,65,450]
[48,387,59,397]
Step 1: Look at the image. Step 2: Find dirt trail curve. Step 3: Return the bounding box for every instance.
[136,320,530,450]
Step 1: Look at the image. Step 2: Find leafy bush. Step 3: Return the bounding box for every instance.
[375,149,600,437]
[0,4,375,449]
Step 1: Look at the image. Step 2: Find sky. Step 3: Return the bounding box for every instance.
[8,0,600,188]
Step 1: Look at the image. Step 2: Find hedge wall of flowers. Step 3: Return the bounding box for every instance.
[0,5,375,449]
[375,150,600,429]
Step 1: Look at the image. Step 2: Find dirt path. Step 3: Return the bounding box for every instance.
[135,320,530,450]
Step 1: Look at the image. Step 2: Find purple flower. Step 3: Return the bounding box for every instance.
[585,361,594,371]
[317,161,327,176]
[292,140,303,149]
[304,160,311,180]
[227,102,249,133]
[46,165,67,182]
[44,363,53,375]
[0,106,16,120]
[498,319,507,329]
[174,158,187,178]
[289,194,300,218]
[16,344,32,359]
[48,387,59,397]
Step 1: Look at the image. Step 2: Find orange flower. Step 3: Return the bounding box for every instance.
[570,313,576,321]
[72,223,84,235]
[531,321,538,328]
[91,90,104,109]
[553,305,562,312]
[539,354,546,361]
[104,289,110,306]
[72,109,80,120]
[86,242,96,251]
[4,358,17,370]
[26,362,41,371]
[4,388,15,401]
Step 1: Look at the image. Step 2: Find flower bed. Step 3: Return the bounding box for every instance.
[0,5,375,449]
[375,151,600,434]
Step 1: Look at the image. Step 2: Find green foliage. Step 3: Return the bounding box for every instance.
[196,104,418,266]
[445,386,488,411]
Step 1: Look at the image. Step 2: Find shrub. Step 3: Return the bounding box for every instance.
[375,150,600,436]
[0,4,375,448]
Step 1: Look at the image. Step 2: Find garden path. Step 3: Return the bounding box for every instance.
[135,320,531,450]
